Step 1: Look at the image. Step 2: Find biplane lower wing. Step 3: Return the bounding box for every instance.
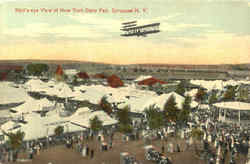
[120,30,160,37]
[120,23,160,37]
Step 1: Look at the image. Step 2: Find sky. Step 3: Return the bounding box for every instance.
[0,0,250,65]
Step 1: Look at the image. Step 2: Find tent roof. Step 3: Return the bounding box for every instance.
[213,101,250,111]
[70,110,118,128]
[134,75,152,82]
[119,92,198,113]
[12,97,54,114]
[0,82,30,104]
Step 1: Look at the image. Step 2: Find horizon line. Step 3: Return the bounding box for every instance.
[0,59,249,66]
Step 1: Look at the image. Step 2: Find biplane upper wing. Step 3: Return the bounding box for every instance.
[122,21,137,25]
[121,23,160,37]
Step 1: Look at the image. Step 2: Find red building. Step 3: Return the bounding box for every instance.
[138,77,167,86]
[107,75,124,88]
[77,72,89,79]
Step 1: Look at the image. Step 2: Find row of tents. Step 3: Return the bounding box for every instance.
[0,107,118,142]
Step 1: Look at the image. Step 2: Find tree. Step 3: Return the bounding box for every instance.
[164,95,179,123]
[119,123,133,134]
[4,130,25,161]
[144,104,164,131]
[117,106,131,125]
[6,130,25,151]
[238,86,249,101]
[54,126,64,137]
[99,96,113,115]
[183,95,191,111]
[195,88,207,103]
[178,95,192,127]
[89,116,103,134]
[208,90,218,105]
[175,81,186,96]
[26,63,49,76]
[117,106,133,134]
[72,75,78,86]
[223,86,236,101]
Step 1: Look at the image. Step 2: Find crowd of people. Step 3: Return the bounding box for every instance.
[1,103,250,164]
[188,106,250,164]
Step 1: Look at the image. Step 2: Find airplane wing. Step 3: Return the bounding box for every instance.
[121,23,160,37]
[122,21,137,25]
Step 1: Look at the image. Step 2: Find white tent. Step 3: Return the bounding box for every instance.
[190,80,240,91]
[71,88,106,104]
[134,75,152,82]
[0,82,29,104]
[144,92,198,110]
[25,79,48,92]
[12,97,54,114]
[20,113,47,140]
[213,101,250,111]
[118,95,155,113]
[73,84,156,104]
[1,120,19,132]
[1,111,86,141]
[70,110,118,128]
[71,107,91,117]
[185,89,198,100]
[118,92,198,113]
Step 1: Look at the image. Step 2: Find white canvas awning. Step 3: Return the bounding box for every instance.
[213,102,250,111]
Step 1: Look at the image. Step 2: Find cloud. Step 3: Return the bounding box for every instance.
[164,0,248,2]
[68,14,121,33]
[2,20,111,40]
[1,29,249,65]
[126,14,212,33]
[3,13,194,41]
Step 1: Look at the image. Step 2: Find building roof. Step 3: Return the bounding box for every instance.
[92,73,108,79]
[77,72,89,79]
[107,75,124,88]
[64,69,78,76]
[11,97,54,114]
[138,77,167,86]
[0,82,30,105]
[213,101,250,111]
[134,75,152,82]
[118,91,198,113]
[0,65,23,71]
[70,110,118,128]
[55,65,63,76]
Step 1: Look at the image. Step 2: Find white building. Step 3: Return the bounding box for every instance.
[213,101,250,125]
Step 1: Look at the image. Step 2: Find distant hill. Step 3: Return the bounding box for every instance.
[0,59,105,65]
[130,63,250,71]
[0,59,250,71]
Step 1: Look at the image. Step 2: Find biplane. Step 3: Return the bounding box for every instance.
[120,21,160,37]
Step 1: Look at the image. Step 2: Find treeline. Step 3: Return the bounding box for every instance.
[231,65,250,71]
[26,63,49,76]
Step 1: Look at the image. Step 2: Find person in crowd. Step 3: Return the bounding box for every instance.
[161,145,165,153]
[2,148,6,163]
[109,139,112,149]
[29,147,33,159]
[176,143,181,152]
[90,149,94,159]
[48,137,52,145]
[0,148,2,162]
[110,132,114,141]
[36,144,40,155]
[86,144,89,156]
[185,137,190,151]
